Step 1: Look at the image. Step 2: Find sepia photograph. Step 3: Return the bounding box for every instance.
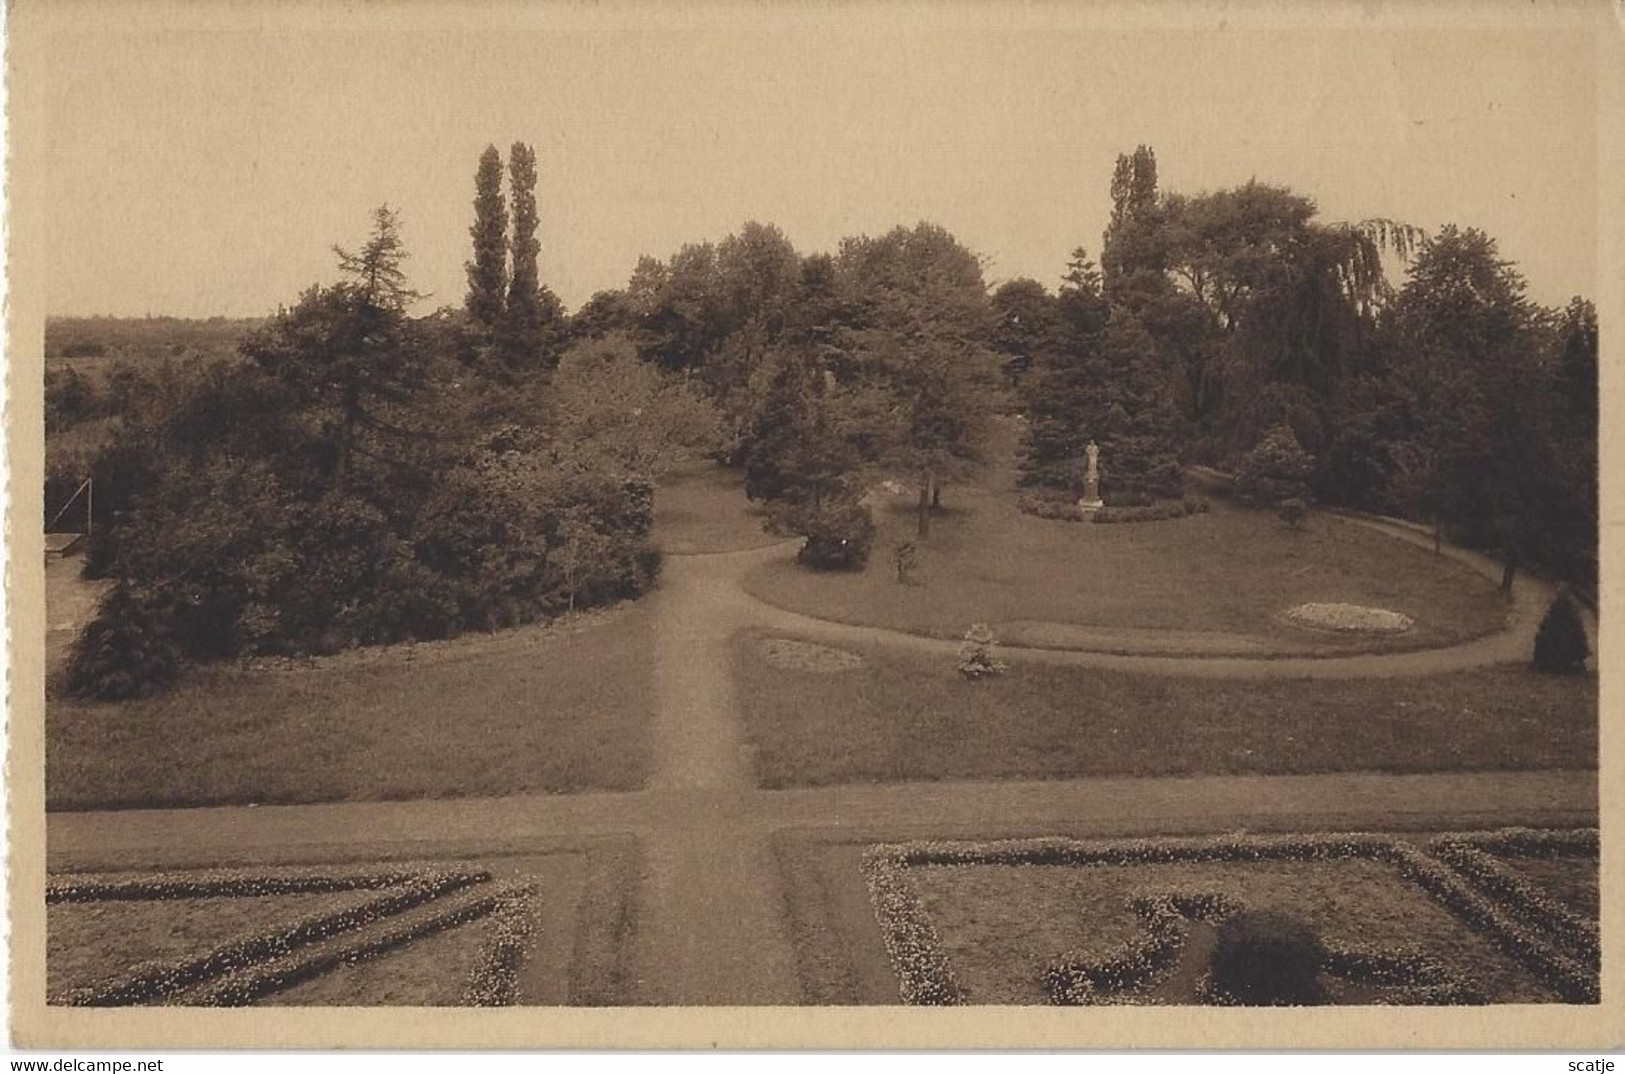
[5,0,1621,1052]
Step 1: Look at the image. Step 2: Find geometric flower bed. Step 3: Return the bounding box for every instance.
[863,829,1599,1006]
[47,864,539,1006]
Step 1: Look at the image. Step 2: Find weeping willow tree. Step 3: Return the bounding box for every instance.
[1140,177,1427,458]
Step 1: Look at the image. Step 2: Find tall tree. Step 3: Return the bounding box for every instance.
[499,141,560,368]
[464,145,508,331]
[246,205,426,491]
[1017,250,1110,488]
[1101,145,1165,298]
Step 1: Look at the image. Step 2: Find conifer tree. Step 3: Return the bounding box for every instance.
[1018,250,1111,489]
[465,144,508,331]
[1097,309,1183,500]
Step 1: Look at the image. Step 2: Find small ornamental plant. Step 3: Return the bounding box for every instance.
[1235,424,1315,511]
[957,622,1007,679]
[893,541,920,584]
[1532,591,1589,675]
[1208,909,1328,1006]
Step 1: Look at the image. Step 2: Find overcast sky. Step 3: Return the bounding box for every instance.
[39,2,1601,317]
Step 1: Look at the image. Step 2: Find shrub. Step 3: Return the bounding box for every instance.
[1235,424,1315,510]
[1278,497,1308,529]
[893,541,919,584]
[1017,494,1084,522]
[957,622,1007,679]
[1092,497,1210,524]
[1208,909,1327,1006]
[772,497,875,570]
[1532,591,1589,675]
[65,585,182,700]
[1103,488,1155,509]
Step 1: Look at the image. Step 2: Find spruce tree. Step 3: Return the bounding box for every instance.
[1018,250,1110,489]
[1098,309,1183,500]
[1533,591,1589,675]
[465,144,508,331]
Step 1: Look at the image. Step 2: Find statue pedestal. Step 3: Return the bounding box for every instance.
[1078,476,1102,515]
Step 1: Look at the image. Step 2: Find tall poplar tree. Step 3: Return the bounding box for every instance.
[501,141,549,366]
[464,145,508,331]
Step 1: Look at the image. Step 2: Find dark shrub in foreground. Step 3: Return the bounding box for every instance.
[66,585,182,701]
[1209,909,1327,1006]
[771,497,875,570]
[1533,591,1589,675]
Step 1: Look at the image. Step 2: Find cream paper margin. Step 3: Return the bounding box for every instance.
[6,0,1623,1050]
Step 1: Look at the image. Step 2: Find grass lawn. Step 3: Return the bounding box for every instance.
[906,856,1566,1003]
[742,483,1506,653]
[735,633,1597,787]
[47,605,656,810]
[653,459,781,555]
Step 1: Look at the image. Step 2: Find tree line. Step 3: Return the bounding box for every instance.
[50,140,1597,697]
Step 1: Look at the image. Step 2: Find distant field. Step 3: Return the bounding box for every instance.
[44,315,264,363]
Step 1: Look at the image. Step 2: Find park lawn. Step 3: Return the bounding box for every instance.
[741,484,1506,652]
[734,634,1597,787]
[47,605,656,810]
[653,459,782,555]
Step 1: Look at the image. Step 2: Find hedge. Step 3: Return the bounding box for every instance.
[860,848,966,1005]
[866,830,1599,1006]
[462,886,539,1007]
[46,865,479,904]
[55,869,488,1006]
[1428,839,1599,967]
[183,882,529,1007]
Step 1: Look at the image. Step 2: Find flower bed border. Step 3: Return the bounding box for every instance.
[860,848,966,1005]
[462,885,540,1007]
[864,830,1599,1006]
[47,865,460,903]
[1428,837,1599,967]
[183,881,530,1007]
[55,870,488,1006]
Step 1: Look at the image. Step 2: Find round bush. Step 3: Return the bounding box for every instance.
[1208,909,1327,1006]
[773,497,875,571]
[1533,591,1589,675]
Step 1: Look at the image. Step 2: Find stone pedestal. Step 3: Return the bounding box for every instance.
[1078,475,1103,515]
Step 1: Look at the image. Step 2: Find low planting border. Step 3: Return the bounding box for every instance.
[863,830,1599,1006]
[462,886,540,1007]
[55,869,488,1006]
[185,882,530,1007]
[47,865,460,903]
[1428,835,1599,967]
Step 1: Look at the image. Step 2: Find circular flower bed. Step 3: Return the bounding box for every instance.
[1283,603,1415,635]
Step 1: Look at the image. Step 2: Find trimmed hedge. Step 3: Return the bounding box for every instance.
[185,882,529,1007]
[1016,494,1211,525]
[860,848,966,1005]
[46,865,475,903]
[1092,497,1211,525]
[462,886,539,1007]
[866,829,1599,1006]
[1428,839,1599,967]
[58,870,486,1006]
